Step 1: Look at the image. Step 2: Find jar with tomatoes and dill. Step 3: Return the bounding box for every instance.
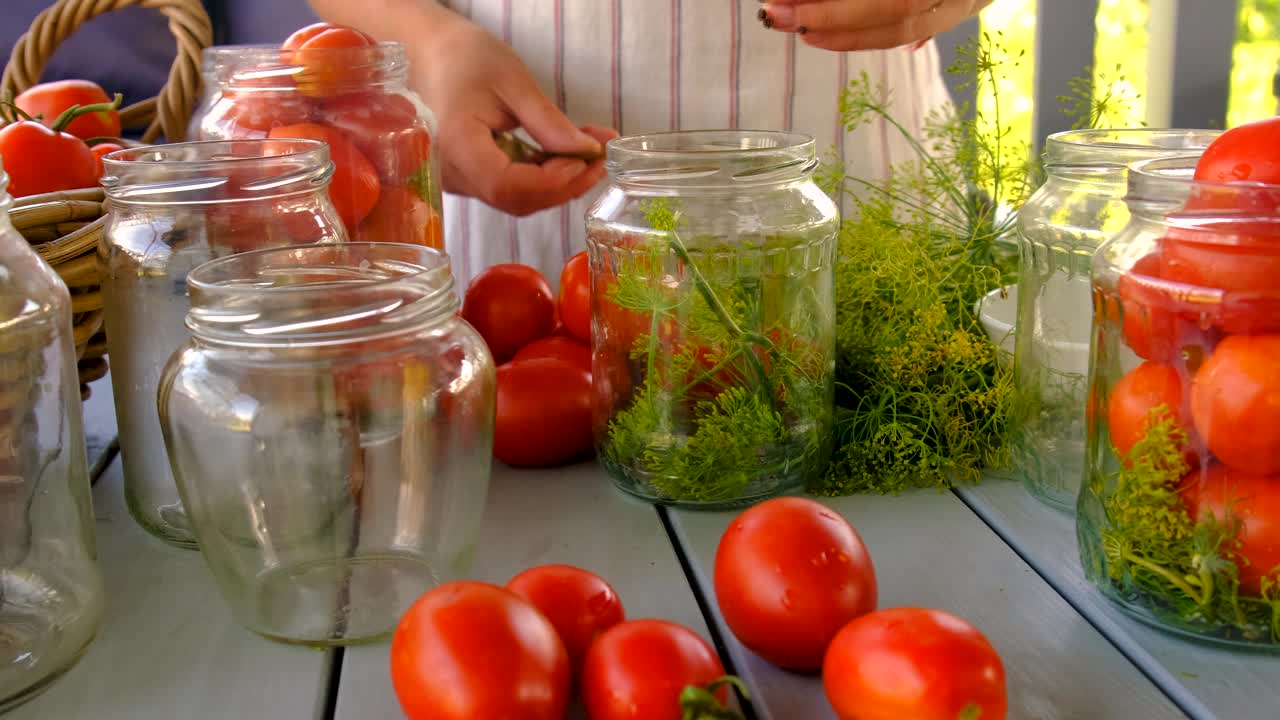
[585,130,839,508]
[1081,122,1280,650]
[190,23,443,249]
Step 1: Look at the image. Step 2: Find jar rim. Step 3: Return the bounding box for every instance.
[605,130,818,189]
[184,242,459,347]
[1126,155,1280,244]
[1128,154,1280,195]
[202,42,408,88]
[1045,128,1221,169]
[101,139,333,205]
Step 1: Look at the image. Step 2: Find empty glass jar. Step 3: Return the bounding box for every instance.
[1013,129,1220,512]
[100,139,346,548]
[0,161,104,710]
[586,130,839,508]
[158,243,495,645]
[1080,156,1280,650]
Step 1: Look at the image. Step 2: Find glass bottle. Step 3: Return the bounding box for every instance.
[191,41,443,248]
[586,130,839,508]
[1013,129,1220,512]
[0,159,104,710]
[158,242,494,645]
[1080,155,1280,650]
[100,139,346,548]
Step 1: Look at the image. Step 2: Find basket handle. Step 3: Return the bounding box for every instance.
[0,0,213,144]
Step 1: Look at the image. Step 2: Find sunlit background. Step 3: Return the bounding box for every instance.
[976,0,1278,146]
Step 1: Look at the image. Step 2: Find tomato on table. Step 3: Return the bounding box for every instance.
[90,141,125,178]
[319,91,429,185]
[506,564,624,674]
[267,123,380,229]
[1190,334,1280,476]
[559,251,592,344]
[1181,464,1280,595]
[582,619,729,720]
[1106,360,1197,465]
[461,264,557,363]
[713,497,877,671]
[15,79,121,140]
[390,581,570,720]
[495,358,593,467]
[1193,116,1280,185]
[512,335,592,374]
[823,607,1007,720]
[354,186,441,248]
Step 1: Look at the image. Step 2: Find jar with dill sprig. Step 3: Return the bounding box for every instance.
[585,131,839,508]
[1013,129,1220,513]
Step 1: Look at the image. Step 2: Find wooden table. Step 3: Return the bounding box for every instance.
[13,373,1280,720]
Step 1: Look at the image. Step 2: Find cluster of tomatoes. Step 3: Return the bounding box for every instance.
[197,22,441,248]
[390,496,1007,720]
[1105,116,1280,595]
[0,79,125,198]
[459,252,596,468]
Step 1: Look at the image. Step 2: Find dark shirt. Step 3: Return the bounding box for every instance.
[0,0,319,110]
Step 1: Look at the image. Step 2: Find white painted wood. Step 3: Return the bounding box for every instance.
[958,479,1280,720]
[667,490,1186,720]
[333,461,714,720]
[6,459,333,720]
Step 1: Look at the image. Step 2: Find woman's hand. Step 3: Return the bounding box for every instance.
[759,0,992,51]
[309,0,615,216]
[412,18,616,216]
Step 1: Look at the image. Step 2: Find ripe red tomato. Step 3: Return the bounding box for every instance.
[390,581,570,720]
[319,91,429,185]
[461,264,557,363]
[1117,250,1216,363]
[1160,221,1280,336]
[495,358,593,467]
[582,619,727,720]
[281,23,379,96]
[0,121,97,197]
[506,565,625,675]
[512,335,592,374]
[90,141,125,178]
[15,79,121,140]
[268,123,380,229]
[824,607,1006,720]
[713,497,877,671]
[559,251,592,344]
[1107,361,1197,464]
[1194,117,1280,184]
[354,186,441,248]
[209,74,315,135]
[1190,335,1280,476]
[1181,464,1280,595]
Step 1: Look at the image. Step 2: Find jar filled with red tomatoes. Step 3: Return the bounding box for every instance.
[586,131,839,508]
[190,23,443,249]
[1080,152,1280,649]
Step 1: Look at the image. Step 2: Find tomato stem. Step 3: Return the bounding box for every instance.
[49,94,123,133]
[0,100,36,124]
[677,675,748,720]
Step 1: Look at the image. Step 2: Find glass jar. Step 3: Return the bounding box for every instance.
[1080,155,1280,650]
[100,139,346,548]
[158,242,494,645]
[1013,129,1221,512]
[0,161,104,710]
[586,130,839,508]
[191,42,443,249]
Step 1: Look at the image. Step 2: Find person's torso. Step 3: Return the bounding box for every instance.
[442,0,952,288]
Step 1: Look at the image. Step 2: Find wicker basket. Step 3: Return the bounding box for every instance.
[0,0,212,399]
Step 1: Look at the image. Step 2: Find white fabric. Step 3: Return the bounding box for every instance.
[442,0,953,289]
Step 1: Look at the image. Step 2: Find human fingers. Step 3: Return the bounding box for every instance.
[760,0,940,34]
[497,73,603,156]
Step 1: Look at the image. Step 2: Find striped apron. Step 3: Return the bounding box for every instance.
[442,0,953,288]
